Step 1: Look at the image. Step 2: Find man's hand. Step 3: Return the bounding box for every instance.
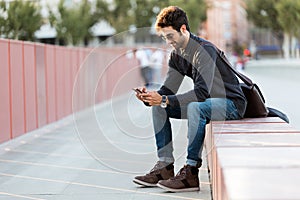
[140,91,163,106]
[134,87,147,102]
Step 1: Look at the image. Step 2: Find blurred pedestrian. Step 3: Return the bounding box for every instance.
[236,56,245,72]
[150,49,165,85]
[134,48,152,87]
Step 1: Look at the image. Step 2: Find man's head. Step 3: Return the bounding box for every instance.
[155,6,190,49]
[155,6,190,33]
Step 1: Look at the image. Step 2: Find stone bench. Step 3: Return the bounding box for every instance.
[205,117,300,200]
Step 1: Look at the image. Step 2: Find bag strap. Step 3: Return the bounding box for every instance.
[200,40,253,86]
[200,40,267,103]
[218,49,253,86]
[214,45,267,102]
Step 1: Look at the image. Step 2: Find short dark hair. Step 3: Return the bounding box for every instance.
[155,6,190,32]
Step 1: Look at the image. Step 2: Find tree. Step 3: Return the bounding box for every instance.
[246,0,281,32]
[94,0,109,20]
[0,0,42,41]
[246,0,284,56]
[246,0,300,58]
[134,0,169,29]
[276,0,300,38]
[276,0,300,58]
[105,0,206,34]
[49,0,101,46]
[45,0,206,45]
[103,0,134,34]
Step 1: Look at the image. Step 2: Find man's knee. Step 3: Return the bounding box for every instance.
[187,101,211,120]
[187,102,201,120]
[187,102,199,114]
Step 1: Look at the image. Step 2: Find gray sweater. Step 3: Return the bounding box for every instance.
[157,33,247,117]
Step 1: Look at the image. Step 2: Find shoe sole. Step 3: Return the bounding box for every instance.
[157,183,200,192]
[133,178,158,187]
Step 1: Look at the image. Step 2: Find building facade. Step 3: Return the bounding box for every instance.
[205,0,249,54]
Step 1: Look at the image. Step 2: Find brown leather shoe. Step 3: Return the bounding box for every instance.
[157,165,200,192]
[133,161,174,187]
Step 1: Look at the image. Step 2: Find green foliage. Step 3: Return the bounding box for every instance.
[94,0,109,19]
[0,0,42,41]
[246,0,300,39]
[275,0,300,38]
[246,0,281,32]
[0,2,5,36]
[135,0,159,28]
[0,0,207,44]
[49,0,100,46]
[106,0,207,34]
[104,0,134,33]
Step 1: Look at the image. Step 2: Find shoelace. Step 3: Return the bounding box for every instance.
[149,161,166,174]
[170,165,188,180]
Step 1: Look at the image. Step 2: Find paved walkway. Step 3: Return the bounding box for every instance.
[0,91,211,200]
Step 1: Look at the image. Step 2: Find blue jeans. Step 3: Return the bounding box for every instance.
[152,98,241,167]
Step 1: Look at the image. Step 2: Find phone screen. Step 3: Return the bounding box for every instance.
[132,88,143,94]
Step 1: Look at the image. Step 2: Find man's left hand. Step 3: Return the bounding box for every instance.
[140,91,162,106]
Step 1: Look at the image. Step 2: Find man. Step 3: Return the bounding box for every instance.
[133,6,246,192]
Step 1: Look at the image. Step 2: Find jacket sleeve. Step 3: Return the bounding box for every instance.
[157,54,184,107]
[162,45,218,107]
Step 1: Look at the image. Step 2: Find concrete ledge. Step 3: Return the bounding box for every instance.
[205,117,300,200]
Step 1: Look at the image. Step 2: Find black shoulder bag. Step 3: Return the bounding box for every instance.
[218,49,289,122]
[218,50,269,118]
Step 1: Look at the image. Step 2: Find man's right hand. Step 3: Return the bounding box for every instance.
[134,87,147,102]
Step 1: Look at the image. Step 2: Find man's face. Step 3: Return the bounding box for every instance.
[159,26,186,50]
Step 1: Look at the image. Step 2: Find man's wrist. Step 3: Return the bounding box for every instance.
[160,95,167,108]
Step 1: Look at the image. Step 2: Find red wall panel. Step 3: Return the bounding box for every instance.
[45,45,57,123]
[72,48,87,112]
[0,39,144,144]
[84,50,90,107]
[84,50,94,108]
[95,49,107,104]
[35,44,47,128]
[55,46,66,119]
[23,42,38,132]
[63,49,72,116]
[9,41,25,138]
[76,49,88,111]
[70,49,79,112]
[70,49,78,114]
[0,40,11,142]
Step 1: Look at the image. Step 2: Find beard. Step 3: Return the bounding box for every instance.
[171,32,185,50]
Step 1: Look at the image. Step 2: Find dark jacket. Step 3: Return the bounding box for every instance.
[157,33,247,117]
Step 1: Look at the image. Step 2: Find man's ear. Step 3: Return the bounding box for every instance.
[180,24,187,33]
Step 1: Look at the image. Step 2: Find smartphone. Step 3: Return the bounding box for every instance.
[132,88,144,94]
